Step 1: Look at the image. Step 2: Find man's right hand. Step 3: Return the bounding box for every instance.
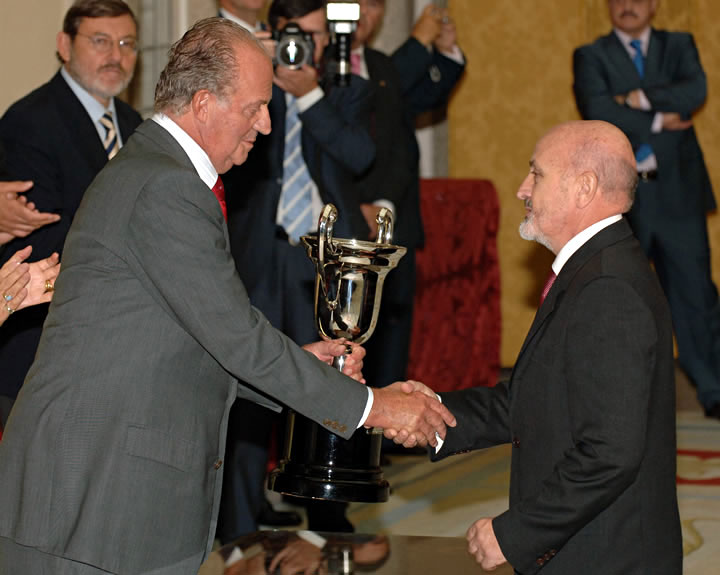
[411,5,443,47]
[662,112,693,131]
[0,180,60,243]
[365,381,456,448]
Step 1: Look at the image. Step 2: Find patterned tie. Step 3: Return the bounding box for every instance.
[278,96,314,244]
[629,39,653,163]
[99,111,119,160]
[540,270,556,305]
[212,176,227,221]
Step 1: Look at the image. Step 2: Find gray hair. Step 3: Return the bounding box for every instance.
[154,17,266,115]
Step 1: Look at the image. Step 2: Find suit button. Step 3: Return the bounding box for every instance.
[536,557,545,566]
[544,552,552,561]
[549,549,557,557]
[512,437,521,447]
[323,419,332,426]
[214,459,223,470]
[339,424,347,433]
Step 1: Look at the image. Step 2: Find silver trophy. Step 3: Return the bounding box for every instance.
[269,204,406,502]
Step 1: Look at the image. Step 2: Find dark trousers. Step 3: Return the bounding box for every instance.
[627,179,720,409]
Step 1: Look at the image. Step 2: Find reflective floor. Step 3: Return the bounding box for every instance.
[200,530,514,575]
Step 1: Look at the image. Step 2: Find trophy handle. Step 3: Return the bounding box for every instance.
[317,204,338,273]
[317,204,342,311]
[376,207,393,245]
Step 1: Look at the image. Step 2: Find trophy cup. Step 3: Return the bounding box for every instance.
[269,204,406,502]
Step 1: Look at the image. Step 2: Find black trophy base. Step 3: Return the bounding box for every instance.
[269,411,389,503]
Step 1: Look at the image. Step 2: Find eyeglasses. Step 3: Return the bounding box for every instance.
[75,33,139,55]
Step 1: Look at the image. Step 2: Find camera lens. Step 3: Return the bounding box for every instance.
[278,38,307,69]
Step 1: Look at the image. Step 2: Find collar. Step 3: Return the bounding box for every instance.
[613,26,651,56]
[219,8,260,32]
[60,66,117,125]
[151,113,218,190]
[552,214,622,275]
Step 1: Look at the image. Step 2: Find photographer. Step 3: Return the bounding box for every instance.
[219,0,376,541]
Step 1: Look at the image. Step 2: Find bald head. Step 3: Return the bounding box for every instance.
[517,120,638,254]
[551,120,638,213]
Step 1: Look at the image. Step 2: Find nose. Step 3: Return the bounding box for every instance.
[517,172,532,200]
[255,105,271,135]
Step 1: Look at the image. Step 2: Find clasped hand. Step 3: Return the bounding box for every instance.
[366,380,456,448]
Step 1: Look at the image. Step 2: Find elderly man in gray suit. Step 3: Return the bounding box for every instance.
[0,18,455,575]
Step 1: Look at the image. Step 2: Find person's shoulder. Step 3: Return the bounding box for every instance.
[652,28,695,46]
[1,74,59,122]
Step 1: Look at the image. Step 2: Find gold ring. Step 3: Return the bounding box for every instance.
[3,293,11,302]
[45,280,54,293]
[5,305,14,315]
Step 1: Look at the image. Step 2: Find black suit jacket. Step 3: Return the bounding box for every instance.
[0,70,142,398]
[225,78,375,308]
[573,29,714,216]
[435,220,681,574]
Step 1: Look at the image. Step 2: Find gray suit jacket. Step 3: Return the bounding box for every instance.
[0,120,369,574]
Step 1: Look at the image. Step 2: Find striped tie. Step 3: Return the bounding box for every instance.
[278,96,314,244]
[99,111,119,160]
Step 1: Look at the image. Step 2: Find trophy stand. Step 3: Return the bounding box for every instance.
[268,204,406,503]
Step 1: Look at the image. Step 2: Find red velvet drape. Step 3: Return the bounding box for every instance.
[407,179,501,391]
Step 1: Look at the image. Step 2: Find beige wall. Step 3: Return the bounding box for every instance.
[448,0,720,366]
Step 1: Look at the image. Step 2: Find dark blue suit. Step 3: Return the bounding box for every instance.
[217,76,375,541]
[0,71,141,404]
[574,29,720,412]
[361,39,465,388]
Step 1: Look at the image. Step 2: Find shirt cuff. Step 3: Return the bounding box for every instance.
[296,86,324,113]
[651,112,664,134]
[437,45,465,65]
[297,530,327,548]
[635,89,652,111]
[373,199,396,219]
[357,387,374,428]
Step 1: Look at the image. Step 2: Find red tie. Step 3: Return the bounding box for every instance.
[212,176,227,221]
[540,270,556,305]
[350,52,362,76]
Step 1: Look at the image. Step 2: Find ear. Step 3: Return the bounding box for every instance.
[575,171,598,209]
[190,90,212,124]
[57,32,72,64]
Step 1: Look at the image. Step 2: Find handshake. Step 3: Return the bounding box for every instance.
[365,380,455,449]
[306,341,456,449]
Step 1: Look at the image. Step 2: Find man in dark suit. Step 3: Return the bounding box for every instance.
[0,0,142,424]
[0,18,455,574]
[573,0,720,419]
[219,0,376,538]
[352,0,465,389]
[394,121,681,573]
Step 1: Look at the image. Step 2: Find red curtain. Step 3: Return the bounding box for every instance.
[407,179,501,391]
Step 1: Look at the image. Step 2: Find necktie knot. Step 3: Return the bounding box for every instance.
[212,176,227,221]
[100,111,119,160]
[540,270,556,305]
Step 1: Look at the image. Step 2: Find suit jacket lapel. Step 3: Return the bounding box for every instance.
[606,32,642,83]
[51,71,108,174]
[513,219,634,371]
[644,28,663,82]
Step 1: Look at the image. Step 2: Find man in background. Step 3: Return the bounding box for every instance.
[0,18,454,574]
[220,0,376,538]
[0,0,142,425]
[395,120,681,573]
[573,0,720,419]
[353,0,465,391]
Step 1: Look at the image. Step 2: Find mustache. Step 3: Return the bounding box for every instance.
[99,63,125,73]
[620,11,637,18]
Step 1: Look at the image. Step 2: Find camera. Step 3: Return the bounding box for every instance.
[273,22,315,69]
[326,2,360,86]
